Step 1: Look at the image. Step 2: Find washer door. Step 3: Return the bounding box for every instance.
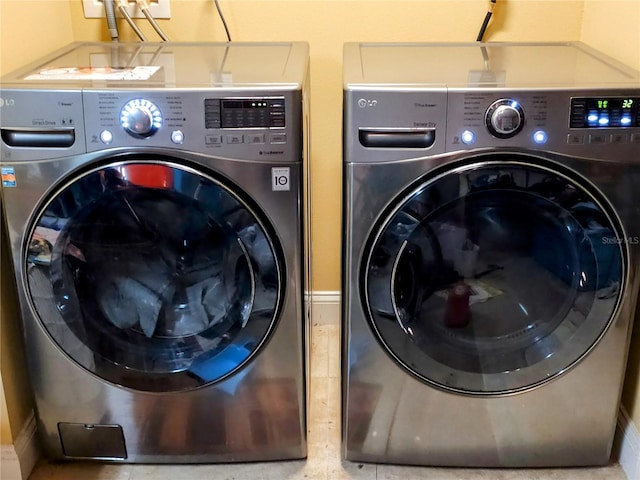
[363,159,624,395]
[26,158,283,392]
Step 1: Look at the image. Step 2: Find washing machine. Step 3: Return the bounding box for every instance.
[0,41,310,463]
[342,42,640,467]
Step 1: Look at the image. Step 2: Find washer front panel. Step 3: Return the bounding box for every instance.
[362,158,624,394]
[25,157,284,392]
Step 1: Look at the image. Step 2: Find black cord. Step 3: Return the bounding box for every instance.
[476,0,497,42]
[214,0,232,42]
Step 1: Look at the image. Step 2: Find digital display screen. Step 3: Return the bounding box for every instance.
[204,97,285,129]
[571,97,639,128]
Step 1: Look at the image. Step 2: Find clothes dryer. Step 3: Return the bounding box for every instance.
[0,41,310,463]
[342,42,640,467]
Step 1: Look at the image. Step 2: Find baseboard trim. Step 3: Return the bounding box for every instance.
[616,406,640,480]
[13,411,39,480]
[309,290,341,305]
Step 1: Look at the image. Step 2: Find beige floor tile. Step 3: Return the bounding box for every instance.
[28,460,132,480]
[127,461,309,480]
[310,324,330,378]
[376,464,627,480]
[327,324,341,379]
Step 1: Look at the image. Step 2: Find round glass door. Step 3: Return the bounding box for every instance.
[364,159,624,394]
[26,157,283,392]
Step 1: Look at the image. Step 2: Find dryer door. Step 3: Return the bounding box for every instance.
[25,158,283,392]
[363,159,625,394]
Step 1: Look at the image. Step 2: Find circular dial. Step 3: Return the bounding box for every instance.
[120,99,163,138]
[485,99,525,139]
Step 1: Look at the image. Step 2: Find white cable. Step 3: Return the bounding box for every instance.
[136,0,170,41]
[115,0,147,41]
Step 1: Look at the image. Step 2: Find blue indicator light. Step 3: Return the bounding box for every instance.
[598,117,610,126]
[621,116,632,126]
[461,130,476,145]
[587,113,599,123]
[533,130,548,144]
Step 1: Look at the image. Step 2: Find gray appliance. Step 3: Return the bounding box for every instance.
[0,41,310,463]
[342,42,640,467]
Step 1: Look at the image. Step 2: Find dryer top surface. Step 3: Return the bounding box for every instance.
[1,41,309,90]
[344,42,640,90]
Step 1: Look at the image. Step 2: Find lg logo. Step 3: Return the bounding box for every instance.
[0,98,16,107]
[358,98,378,108]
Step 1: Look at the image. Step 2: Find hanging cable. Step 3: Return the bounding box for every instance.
[136,0,170,41]
[214,0,232,42]
[104,0,120,42]
[115,0,147,41]
[476,0,497,42]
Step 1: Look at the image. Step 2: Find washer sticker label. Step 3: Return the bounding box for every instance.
[272,167,290,191]
[1,167,16,187]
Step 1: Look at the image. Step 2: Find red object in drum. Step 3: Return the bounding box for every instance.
[444,282,471,328]
[120,164,173,188]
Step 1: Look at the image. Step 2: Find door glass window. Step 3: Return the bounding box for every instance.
[364,161,623,394]
[26,159,282,392]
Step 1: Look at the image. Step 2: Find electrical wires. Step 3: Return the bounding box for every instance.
[476,0,497,42]
[214,0,232,42]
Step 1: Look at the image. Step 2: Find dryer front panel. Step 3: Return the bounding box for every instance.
[24,156,284,393]
[361,158,625,395]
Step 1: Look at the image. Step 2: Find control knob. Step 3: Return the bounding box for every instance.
[485,99,525,139]
[120,99,163,138]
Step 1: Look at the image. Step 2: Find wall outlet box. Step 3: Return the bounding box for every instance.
[82,0,171,19]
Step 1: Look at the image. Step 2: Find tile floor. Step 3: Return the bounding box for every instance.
[29,304,626,480]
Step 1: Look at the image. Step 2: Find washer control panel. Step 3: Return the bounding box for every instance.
[0,89,300,162]
[80,90,298,160]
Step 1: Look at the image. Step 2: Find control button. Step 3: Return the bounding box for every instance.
[100,130,114,144]
[589,134,608,145]
[461,130,476,145]
[270,133,287,144]
[533,130,548,145]
[610,133,628,144]
[567,134,585,145]
[171,130,185,144]
[226,134,244,145]
[248,133,266,144]
[485,99,525,139]
[205,135,222,145]
[631,133,640,144]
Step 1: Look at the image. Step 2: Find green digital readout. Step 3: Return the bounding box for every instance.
[571,97,639,128]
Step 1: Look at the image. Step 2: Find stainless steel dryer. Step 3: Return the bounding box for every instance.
[0,41,310,463]
[342,42,640,467]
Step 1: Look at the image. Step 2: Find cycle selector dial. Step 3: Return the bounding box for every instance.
[486,99,525,139]
[120,99,163,138]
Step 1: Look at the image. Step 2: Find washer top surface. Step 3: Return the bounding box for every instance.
[344,42,640,89]
[1,41,309,89]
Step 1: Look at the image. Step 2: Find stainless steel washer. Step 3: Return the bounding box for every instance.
[342,42,640,467]
[0,41,310,463]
